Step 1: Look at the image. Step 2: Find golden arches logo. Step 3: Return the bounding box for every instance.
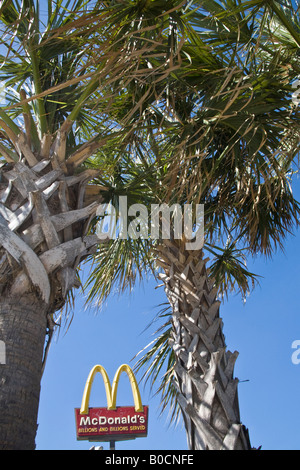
[80,364,143,415]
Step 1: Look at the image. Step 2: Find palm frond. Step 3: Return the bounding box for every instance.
[133,302,181,426]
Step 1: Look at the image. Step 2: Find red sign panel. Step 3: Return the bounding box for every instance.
[75,406,149,442]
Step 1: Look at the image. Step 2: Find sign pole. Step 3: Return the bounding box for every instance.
[110,440,115,451]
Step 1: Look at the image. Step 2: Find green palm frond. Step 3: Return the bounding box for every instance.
[133,303,180,425]
[206,241,261,300]
[84,237,156,307]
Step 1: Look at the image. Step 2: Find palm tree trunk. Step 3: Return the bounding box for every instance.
[0,131,105,448]
[156,239,252,450]
[0,293,47,450]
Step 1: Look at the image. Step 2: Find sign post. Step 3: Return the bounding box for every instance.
[75,364,149,449]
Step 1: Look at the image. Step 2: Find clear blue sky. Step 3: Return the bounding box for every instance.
[36,181,300,451]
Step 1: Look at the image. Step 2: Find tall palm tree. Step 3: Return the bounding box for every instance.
[142,1,300,449]
[87,0,300,450]
[0,0,299,451]
[0,0,186,449]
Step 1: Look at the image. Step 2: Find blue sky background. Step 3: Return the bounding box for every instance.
[36,181,300,451]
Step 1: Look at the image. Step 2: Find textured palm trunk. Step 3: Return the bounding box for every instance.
[0,122,106,449]
[0,294,47,450]
[156,239,252,450]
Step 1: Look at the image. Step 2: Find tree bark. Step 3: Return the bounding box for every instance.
[156,240,252,450]
[0,293,47,450]
[0,130,105,448]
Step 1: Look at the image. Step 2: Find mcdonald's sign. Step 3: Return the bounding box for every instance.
[75,364,149,442]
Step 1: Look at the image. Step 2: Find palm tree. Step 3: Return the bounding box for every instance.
[0,0,186,449]
[143,2,300,449]
[86,0,300,450]
[0,0,299,451]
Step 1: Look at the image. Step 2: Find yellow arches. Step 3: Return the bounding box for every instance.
[80,364,143,414]
[80,365,112,414]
